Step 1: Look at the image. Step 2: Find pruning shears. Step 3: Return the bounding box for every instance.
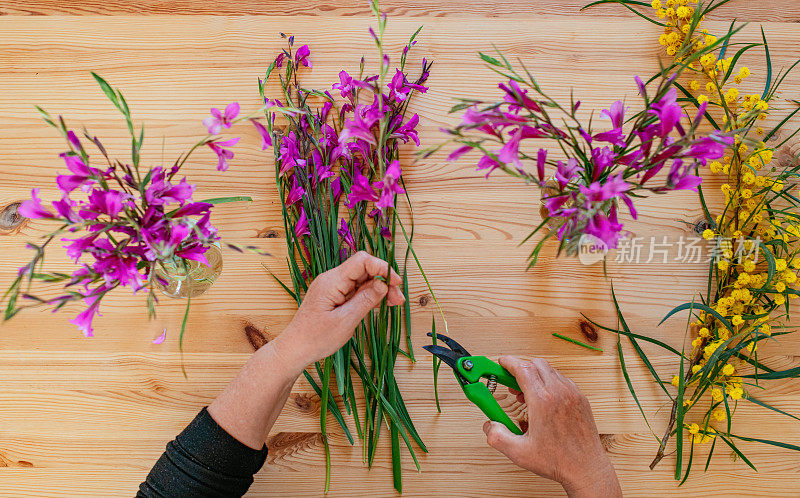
[423,332,524,435]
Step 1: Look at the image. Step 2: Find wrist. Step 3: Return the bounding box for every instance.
[268,325,315,377]
[561,457,620,498]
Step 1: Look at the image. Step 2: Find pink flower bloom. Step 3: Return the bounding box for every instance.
[600,100,625,129]
[70,291,104,338]
[331,176,343,202]
[152,328,167,345]
[275,52,286,68]
[176,243,210,265]
[476,154,502,178]
[499,80,541,113]
[649,87,681,138]
[555,158,579,187]
[346,167,380,208]
[579,174,630,203]
[56,153,97,193]
[338,219,356,253]
[295,207,310,238]
[536,148,547,183]
[585,208,625,249]
[447,145,472,162]
[80,189,125,219]
[18,188,54,219]
[52,196,81,223]
[251,119,272,150]
[666,159,703,191]
[295,45,312,68]
[203,102,240,135]
[332,70,355,100]
[286,176,305,205]
[394,113,420,146]
[207,137,239,171]
[172,202,212,218]
[388,69,428,102]
[375,160,405,212]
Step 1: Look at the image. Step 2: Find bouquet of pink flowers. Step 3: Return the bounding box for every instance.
[437,53,733,266]
[260,4,434,491]
[3,74,267,341]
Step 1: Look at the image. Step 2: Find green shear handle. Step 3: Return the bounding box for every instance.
[456,356,524,436]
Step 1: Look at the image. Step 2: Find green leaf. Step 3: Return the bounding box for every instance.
[740,366,800,380]
[478,51,502,67]
[745,395,800,421]
[729,433,800,452]
[659,302,734,333]
[616,338,661,443]
[91,72,119,107]
[718,434,757,471]
[761,27,772,100]
[199,196,253,205]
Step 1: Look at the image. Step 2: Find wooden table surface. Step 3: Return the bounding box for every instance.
[1,1,799,496]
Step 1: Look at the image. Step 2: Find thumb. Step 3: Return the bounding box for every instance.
[336,279,388,328]
[483,421,524,463]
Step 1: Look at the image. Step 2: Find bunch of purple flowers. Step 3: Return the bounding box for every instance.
[259,7,430,490]
[438,53,732,266]
[3,74,268,338]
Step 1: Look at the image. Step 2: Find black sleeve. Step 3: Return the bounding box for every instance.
[137,407,268,497]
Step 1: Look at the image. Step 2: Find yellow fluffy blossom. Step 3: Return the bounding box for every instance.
[722,363,735,376]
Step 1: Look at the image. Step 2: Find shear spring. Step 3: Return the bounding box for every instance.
[486,375,497,394]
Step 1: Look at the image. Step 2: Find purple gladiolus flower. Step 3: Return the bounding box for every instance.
[476,154,502,178]
[56,153,97,193]
[667,159,703,191]
[172,202,212,218]
[536,148,547,183]
[346,167,379,208]
[685,131,732,160]
[81,189,125,219]
[634,75,647,98]
[579,174,630,202]
[555,158,579,187]
[649,87,681,138]
[52,196,81,223]
[331,176,343,202]
[286,176,305,205]
[395,113,420,146]
[18,188,54,219]
[447,145,472,162]
[585,208,625,249]
[295,45,312,68]
[600,100,625,129]
[203,102,240,135]
[207,137,239,171]
[375,160,405,212]
[338,219,356,253]
[388,69,428,102]
[251,120,272,150]
[332,70,355,100]
[70,291,104,338]
[295,208,310,238]
[175,243,210,265]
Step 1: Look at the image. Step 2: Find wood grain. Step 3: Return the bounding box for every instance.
[1,6,799,497]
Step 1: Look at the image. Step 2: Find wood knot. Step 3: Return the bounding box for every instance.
[292,393,317,414]
[265,432,322,464]
[257,228,280,238]
[244,323,269,351]
[693,218,713,235]
[579,320,598,342]
[419,295,430,307]
[599,434,616,452]
[16,460,33,467]
[0,202,26,233]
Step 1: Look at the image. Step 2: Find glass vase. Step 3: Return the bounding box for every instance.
[154,244,223,298]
